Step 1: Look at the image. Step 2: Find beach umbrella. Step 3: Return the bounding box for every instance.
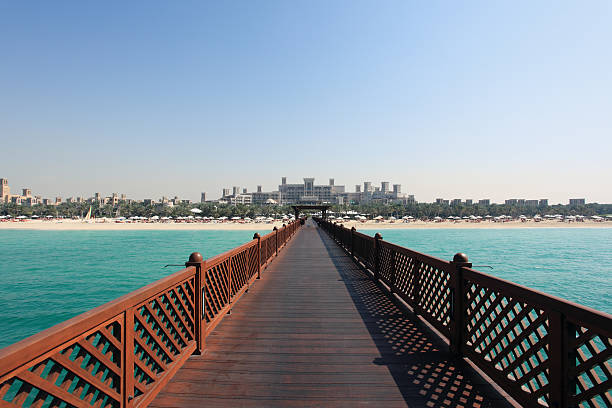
[46,215,53,218]
[190,208,202,213]
[31,215,39,218]
[17,215,27,219]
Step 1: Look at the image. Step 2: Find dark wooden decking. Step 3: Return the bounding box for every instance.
[151,220,513,407]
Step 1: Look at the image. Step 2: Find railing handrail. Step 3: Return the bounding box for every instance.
[0,219,302,407]
[314,217,612,408]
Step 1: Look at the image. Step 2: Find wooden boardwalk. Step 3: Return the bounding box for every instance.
[151,220,513,407]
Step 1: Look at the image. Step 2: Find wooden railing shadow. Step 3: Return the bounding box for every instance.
[316,227,514,407]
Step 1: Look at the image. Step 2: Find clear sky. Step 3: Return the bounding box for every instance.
[1,1,611,204]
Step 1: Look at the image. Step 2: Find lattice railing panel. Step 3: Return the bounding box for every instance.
[378,244,395,286]
[353,234,375,271]
[230,250,249,297]
[131,276,196,401]
[246,244,259,281]
[204,259,230,323]
[417,263,452,334]
[569,321,612,408]
[464,280,551,406]
[265,236,276,263]
[393,253,419,304]
[0,317,123,408]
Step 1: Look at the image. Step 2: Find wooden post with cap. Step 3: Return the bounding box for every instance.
[350,226,356,258]
[186,251,205,355]
[254,233,261,279]
[450,252,471,356]
[374,233,383,281]
[273,226,278,256]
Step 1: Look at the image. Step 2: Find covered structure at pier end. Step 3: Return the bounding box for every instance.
[291,204,331,220]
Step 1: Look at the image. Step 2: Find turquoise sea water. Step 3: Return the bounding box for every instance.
[0,228,610,349]
[0,229,272,348]
[363,228,611,315]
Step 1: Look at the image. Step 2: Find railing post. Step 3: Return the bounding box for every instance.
[450,253,471,356]
[390,248,397,294]
[374,233,382,281]
[122,307,134,407]
[228,254,233,314]
[186,252,204,355]
[282,224,286,247]
[254,233,261,279]
[350,227,356,258]
[548,311,571,408]
[273,226,278,256]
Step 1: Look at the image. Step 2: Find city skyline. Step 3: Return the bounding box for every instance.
[0,176,594,206]
[1,2,611,204]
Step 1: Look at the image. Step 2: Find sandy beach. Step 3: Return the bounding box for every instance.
[0,219,609,230]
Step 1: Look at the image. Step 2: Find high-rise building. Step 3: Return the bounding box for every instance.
[282,177,287,185]
[242,188,247,194]
[363,182,372,193]
[1,178,10,203]
[451,199,462,206]
[222,188,231,197]
[329,178,334,186]
[232,186,240,196]
[392,184,401,195]
[22,188,32,197]
[539,199,548,206]
[569,198,586,205]
[257,185,262,193]
[381,182,389,193]
[465,199,473,205]
[201,192,206,203]
[479,199,491,206]
[355,185,361,193]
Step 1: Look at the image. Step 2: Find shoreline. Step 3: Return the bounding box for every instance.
[0,219,610,231]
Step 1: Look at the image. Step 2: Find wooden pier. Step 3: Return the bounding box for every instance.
[0,218,610,408]
[151,219,510,407]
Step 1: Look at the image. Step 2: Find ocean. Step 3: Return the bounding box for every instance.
[0,228,610,348]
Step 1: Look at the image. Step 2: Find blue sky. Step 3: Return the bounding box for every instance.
[1,1,610,203]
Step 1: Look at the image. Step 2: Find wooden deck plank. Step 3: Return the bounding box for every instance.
[151,219,513,407]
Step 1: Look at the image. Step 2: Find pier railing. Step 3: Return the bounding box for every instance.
[0,220,301,408]
[316,218,612,408]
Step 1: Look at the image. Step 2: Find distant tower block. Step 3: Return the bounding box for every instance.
[0,178,10,202]
[381,182,389,193]
[201,192,206,203]
[282,177,287,185]
[363,181,372,193]
[243,188,247,194]
[233,186,240,196]
[329,178,334,186]
[355,185,361,193]
[393,184,401,194]
[257,185,262,193]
